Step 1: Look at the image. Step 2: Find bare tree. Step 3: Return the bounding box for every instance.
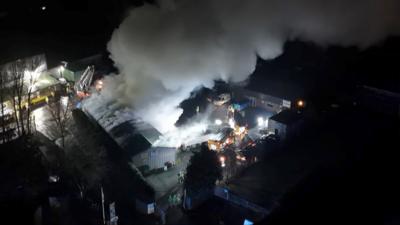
[23,56,42,135]
[64,134,108,198]
[5,57,42,137]
[46,98,72,148]
[9,59,26,136]
[0,71,5,143]
[0,67,16,143]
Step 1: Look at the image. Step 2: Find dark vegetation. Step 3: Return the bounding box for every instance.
[184,144,222,196]
[0,136,47,224]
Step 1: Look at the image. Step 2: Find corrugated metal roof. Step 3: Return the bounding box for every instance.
[132,119,162,145]
[269,110,303,125]
[233,87,285,105]
[108,119,162,156]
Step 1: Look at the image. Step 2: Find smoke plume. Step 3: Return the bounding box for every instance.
[100,0,400,133]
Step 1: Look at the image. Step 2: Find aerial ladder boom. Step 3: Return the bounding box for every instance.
[74,65,95,93]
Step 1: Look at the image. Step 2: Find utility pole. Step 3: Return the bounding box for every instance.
[101,186,106,225]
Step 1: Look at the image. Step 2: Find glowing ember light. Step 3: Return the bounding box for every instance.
[95,80,104,91]
[257,117,264,127]
[220,156,226,167]
[215,119,222,125]
[297,100,304,107]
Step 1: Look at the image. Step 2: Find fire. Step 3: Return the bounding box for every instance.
[95,79,104,91]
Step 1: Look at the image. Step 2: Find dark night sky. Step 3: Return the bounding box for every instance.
[1,0,399,92]
[0,0,153,65]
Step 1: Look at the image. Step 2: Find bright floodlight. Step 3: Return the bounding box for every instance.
[297,100,304,107]
[228,118,235,128]
[41,6,46,11]
[239,127,245,133]
[215,119,222,125]
[210,144,217,150]
[257,117,264,127]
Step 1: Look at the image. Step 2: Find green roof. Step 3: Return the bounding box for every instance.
[34,72,59,90]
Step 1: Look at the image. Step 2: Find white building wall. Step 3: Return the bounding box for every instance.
[148,147,176,169]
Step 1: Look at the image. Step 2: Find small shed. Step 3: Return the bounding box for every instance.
[267,110,303,141]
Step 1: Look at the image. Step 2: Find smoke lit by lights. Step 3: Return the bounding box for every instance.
[83,0,400,152]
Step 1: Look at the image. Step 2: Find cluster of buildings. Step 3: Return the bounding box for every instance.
[0,53,309,220]
[0,54,67,141]
[0,53,113,142]
[205,86,305,153]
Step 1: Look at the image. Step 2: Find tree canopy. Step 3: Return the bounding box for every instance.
[184,144,222,195]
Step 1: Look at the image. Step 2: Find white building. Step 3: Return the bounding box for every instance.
[231,87,292,114]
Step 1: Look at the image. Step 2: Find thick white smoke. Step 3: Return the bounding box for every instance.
[102,0,400,133]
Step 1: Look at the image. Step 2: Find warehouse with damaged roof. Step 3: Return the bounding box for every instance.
[107,119,177,171]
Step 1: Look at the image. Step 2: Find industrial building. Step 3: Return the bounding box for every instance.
[0,54,68,141]
[231,86,292,114]
[148,147,176,170]
[267,109,304,141]
[107,119,177,171]
[356,85,400,117]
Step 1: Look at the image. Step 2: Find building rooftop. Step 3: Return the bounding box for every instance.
[269,110,303,125]
[231,86,287,105]
[109,119,162,157]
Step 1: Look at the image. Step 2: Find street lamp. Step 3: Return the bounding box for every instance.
[257,117,264,127]
[297,100,305,107]
[59,61,68,78]
[59,65,65,78]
